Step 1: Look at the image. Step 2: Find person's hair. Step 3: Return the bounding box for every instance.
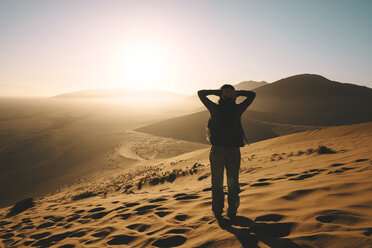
[219,84,235,91]
[218,84,236,106]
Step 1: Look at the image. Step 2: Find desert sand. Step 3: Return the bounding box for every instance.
[1,122,371,247]
[0,96,207,208]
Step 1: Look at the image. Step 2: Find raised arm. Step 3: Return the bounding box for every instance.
[237,90,256,113]
[197,89,220,112]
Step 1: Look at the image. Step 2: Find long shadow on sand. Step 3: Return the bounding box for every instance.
[217,216,300,248]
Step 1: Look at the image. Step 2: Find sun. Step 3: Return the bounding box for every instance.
[108,44,172,90]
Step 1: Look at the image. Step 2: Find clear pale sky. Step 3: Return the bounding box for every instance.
[0,0,371,96]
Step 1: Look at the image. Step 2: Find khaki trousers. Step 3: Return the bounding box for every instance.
[209,145,241,216]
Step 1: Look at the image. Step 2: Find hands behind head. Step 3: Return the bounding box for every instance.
[221,88,237,100]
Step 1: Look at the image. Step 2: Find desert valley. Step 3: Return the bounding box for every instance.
[0,74,372,247]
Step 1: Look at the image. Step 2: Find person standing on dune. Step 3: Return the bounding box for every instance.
[198,85,256,220]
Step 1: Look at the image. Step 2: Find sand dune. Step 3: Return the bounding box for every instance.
[1,122,371,247]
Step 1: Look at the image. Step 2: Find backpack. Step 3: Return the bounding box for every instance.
[206,117,250,145]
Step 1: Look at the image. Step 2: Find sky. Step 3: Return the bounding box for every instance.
[0,0,371,96]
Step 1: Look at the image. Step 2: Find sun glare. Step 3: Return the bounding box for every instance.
[108,44,173,91]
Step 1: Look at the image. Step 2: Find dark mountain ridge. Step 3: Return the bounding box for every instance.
[136,74,372,144]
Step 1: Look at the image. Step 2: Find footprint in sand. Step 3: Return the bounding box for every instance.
[257,178,271,182]
[106,234,137,245]
[91,227,115,238]
[0,221,12,227]
[0,233,15,239]
[330,163,345,167]
[307,169,327,173]
[127,223,151,232]
[174,214,188,221]
[355,159,369,162]
[165,228,190,234]
[20,224,35,230]
[17,233,26,238]
[289,173,319,180]
[134,204,161,215]
[10,223,22,230]
[116,213,132,220]
[44,216,65,223]
[66,214,80,222]
[149,197,168,203]
[284,173,299,177]
[69,228,92,238]
[315,209,361,224]
[23,240,34,246]
[328,167,357,174]
[282,189,314,201]
[155,211,171,217]
[21,218,32,223]
[255,214,285,222]
[77,219,90,224]
[88,207,105,213]
[30,232,51,239]
[36,221,55,229]
[125,202,140,208]
[156,207,168,210]
[251,182,271,187]
[63,223,73,229]
[174,193,200,200]
[30,231,72,247]
[173,193,187,198]
[58,244,75,248]
[113,206,126,212]
[152,235,187,247]
[87,211,110,220]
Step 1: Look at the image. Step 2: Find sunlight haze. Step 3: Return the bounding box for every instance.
[0,0,371,96]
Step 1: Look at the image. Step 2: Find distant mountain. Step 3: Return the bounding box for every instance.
[248,74,372,125]
[53,89,186,99]
[135,74,372,144]
[234,80,268,90]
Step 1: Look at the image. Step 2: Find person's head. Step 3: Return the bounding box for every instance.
[218,84,236,106]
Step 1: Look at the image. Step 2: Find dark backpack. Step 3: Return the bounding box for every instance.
[206,117,249,145]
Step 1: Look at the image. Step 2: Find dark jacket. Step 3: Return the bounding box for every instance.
[198,89,256,147]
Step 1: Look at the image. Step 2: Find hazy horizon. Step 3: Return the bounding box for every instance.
[1,0,371,96]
